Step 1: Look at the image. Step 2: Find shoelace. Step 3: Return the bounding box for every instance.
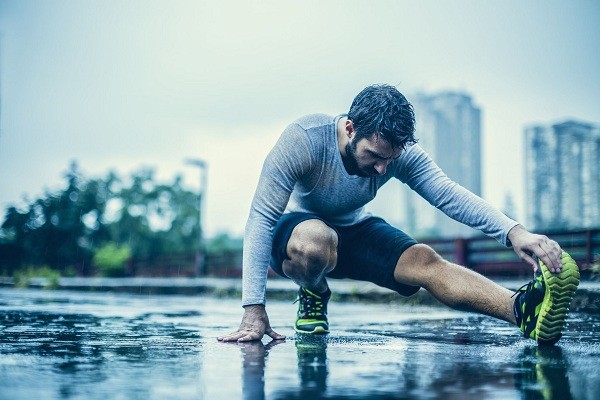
[294,291,324,318]
[511,270,544,298]
[511,282,531,298]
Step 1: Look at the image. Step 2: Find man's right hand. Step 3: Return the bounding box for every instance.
[217,304,286,342]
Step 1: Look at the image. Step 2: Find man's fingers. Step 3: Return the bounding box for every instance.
[522,243,562,274]
[237,332,263,342]
[539,252,560,273]
[534,247,554,272]
[264,338,285,350]
[520,251,538,272]
[219,306,272,343]
[265,327,285,341]
[217,336,239,342]
[510,229,564,275]
[217,331,247,342]
[537,240,562,273]
[217,329,258,342]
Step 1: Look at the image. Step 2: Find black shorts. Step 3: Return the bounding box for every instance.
[270,212,420,297]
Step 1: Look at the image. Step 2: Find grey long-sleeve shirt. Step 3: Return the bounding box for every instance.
[242,114,519,306]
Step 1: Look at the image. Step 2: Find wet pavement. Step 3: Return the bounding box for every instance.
[0,288,599,400]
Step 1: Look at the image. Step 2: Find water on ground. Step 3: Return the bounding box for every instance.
[0,288,599,399]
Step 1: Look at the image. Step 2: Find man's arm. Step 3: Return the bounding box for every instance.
[395,145,563,272]
[218,123,314,342]
[395,145,519,245]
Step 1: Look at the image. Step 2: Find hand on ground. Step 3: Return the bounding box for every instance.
[217,304,285,343]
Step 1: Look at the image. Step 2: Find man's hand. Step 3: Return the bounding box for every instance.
[508,224,563,274]
[217,304,286,343]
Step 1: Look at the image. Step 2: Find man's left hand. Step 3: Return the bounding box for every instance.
[507,224,563,274]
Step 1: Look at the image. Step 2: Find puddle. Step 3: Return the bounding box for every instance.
[1,288,598,399]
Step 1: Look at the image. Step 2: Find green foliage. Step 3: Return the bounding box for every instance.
[1,161,111,274]
[106,170,200,258]
[14,266,61,289]
[1,161,202,275]
[206,233,243,253]
[93,243,132,277]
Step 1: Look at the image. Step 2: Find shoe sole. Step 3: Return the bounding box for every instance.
[294,326,329,335]
[535,252,580,346]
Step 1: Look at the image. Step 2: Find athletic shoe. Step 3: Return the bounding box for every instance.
[513,251,580,345]
[294,287,330,334]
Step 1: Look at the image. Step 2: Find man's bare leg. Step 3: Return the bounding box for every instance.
[280,219,338,334]
[281,219,338,293]
[394,244,516,324]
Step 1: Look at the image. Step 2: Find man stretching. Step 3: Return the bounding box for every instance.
[218,84,580,346]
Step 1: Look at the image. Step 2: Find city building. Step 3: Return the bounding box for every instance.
[404,91,482,238]
[525,120,600,230]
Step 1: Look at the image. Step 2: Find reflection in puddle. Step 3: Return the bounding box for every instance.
[295,335,328,397]
[226,324,598,399]
[235,340,285,400]
[231,336,329,400]
[515,346,573,400]
[1,289,599,399]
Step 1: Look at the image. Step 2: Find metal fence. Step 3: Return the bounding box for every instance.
[128,228,600,279]
[422,228,599,279]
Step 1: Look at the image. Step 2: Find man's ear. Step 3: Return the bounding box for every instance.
[345,119,355,139]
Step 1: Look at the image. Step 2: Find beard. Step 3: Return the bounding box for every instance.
[345,141,377,177]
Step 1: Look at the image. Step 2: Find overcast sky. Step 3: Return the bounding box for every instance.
[1,0,599,237]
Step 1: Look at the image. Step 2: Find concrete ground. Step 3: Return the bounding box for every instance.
[2,276,599,313]
[0,287,599,399]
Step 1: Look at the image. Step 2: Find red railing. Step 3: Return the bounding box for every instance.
[128,229,600,279]
[421,229,599,279]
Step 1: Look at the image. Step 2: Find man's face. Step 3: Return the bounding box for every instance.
[345,133,402,177]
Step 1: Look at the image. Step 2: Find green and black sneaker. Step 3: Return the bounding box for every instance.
[294,287,330,334]
[513,251,580,346]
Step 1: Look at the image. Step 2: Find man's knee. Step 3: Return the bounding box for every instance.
[286,219,338,270]
[393,243,446,286]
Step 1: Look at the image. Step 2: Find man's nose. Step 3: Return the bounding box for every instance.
[374,162,388,175]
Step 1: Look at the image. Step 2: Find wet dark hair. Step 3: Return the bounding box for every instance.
[347,84,417,150]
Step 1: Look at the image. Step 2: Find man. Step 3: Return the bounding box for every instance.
[217,84,580,346]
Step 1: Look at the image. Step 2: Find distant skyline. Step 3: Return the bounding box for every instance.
[1,1,599,237]
[404,92,483,238]
[525,120,600,230]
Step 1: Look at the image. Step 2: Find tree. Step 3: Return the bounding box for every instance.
[1,161,112,274]
[105,169,200,258]
[206,232,243,253]
[1,162,204,275]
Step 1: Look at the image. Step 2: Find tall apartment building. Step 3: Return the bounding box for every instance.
[404,92,482,238]
[525,120,600,230]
